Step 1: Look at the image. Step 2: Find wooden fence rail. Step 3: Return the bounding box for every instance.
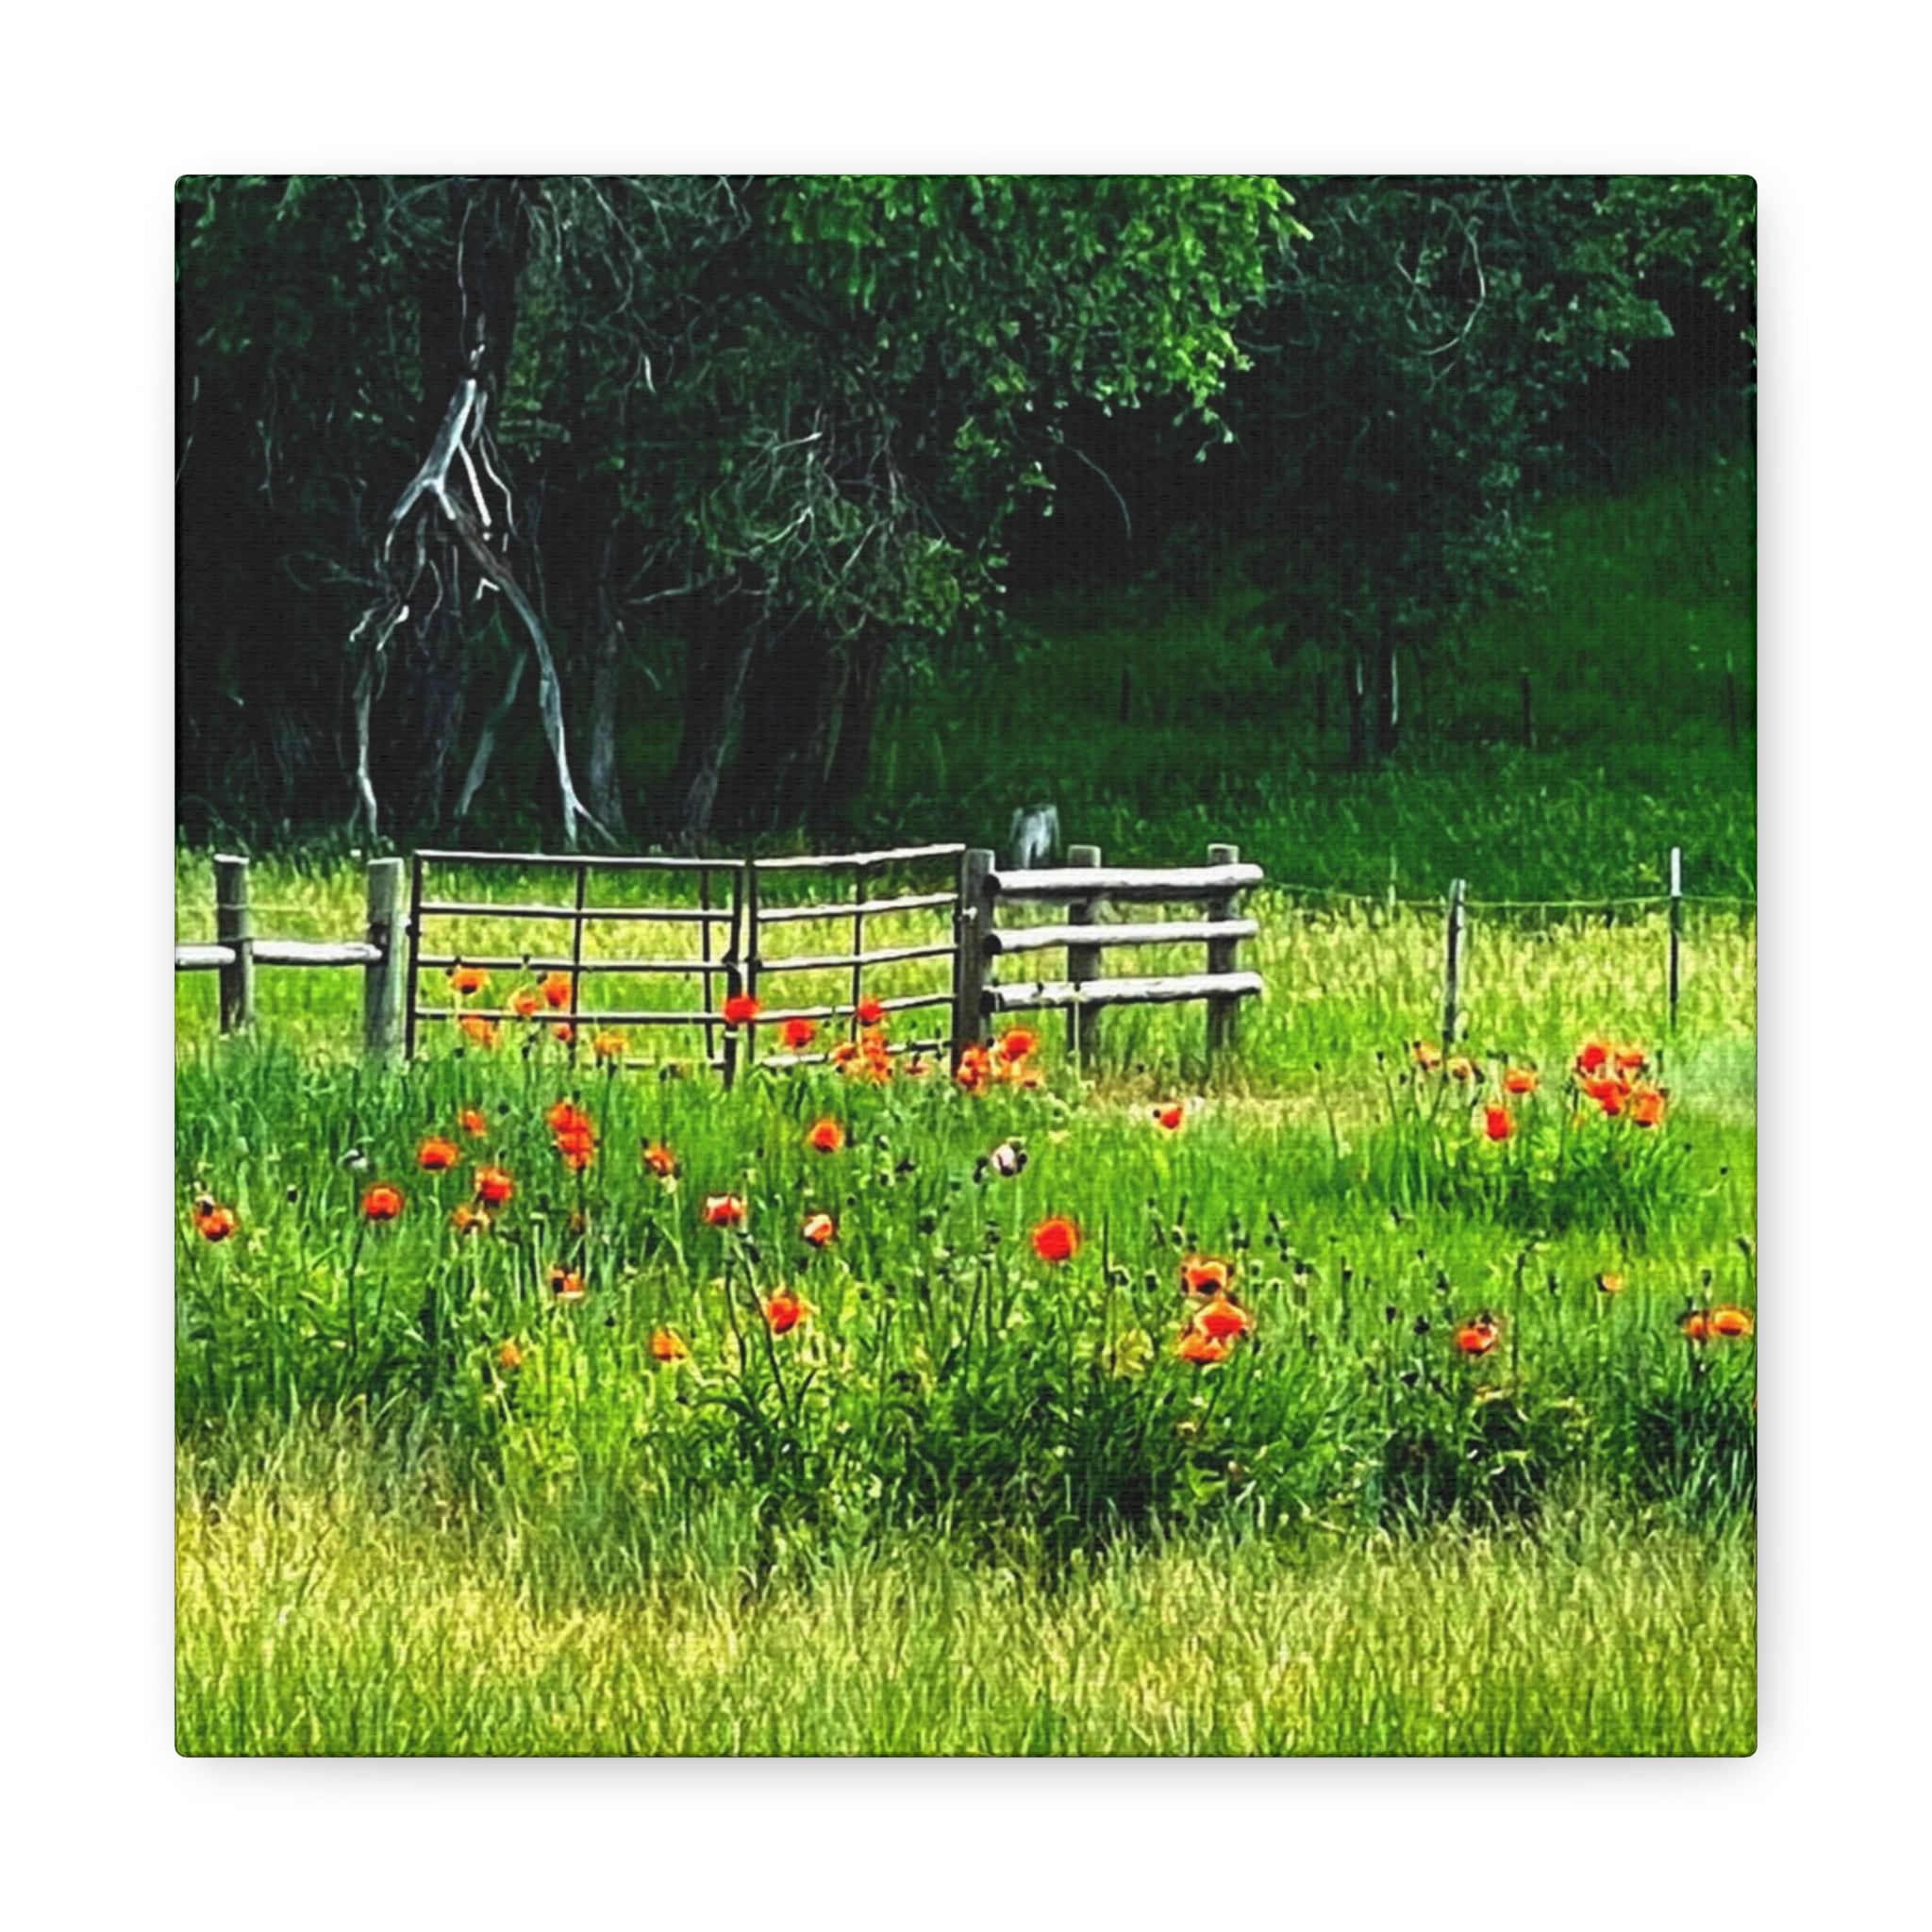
[960,843,1264,1069]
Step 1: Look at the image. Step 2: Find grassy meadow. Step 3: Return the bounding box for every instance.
[174,433,1754,1757]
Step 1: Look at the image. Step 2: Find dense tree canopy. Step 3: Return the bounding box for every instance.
[175,173,1752,846]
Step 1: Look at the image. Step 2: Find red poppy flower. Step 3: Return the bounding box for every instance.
[192,1198,238,1242]
[1575,1040,1611,1074]
[554,1125,596,1172]
[763,1290,808,1335]
[642,1141,678,1178]
[458,1108,489,1138]
[541,973,574,1010]
[956,1043,992,1095]
[1614,1046,1649,1074]
[1176,1327,1232,1365]
[1182,1257,1231,1297]
[721,992,760,1027]
[417,1138,460,1173]
[998,1027,1039,1064]
[1031,1216,1079,1264]
[1195,1295,1250,1341]
[807,1117,845,1155]
[855,996,886,1026]
[458,1015,500,1048]
[1482,1105,1515,1142]
[1154,1103,1186,1131]
[474,1166,515,1207]
[1585,1076,1631,1117]
[801,1211,836,1248]
[651,1328,691,1363]
[447,964,489,996]
[702,1193,746,1228]
[362,1184,405,1223]
[1454,1314,1501,1357]
[1503,1068,1539,1096]
[553,1023,575,1045]
[780,1017,818,1051]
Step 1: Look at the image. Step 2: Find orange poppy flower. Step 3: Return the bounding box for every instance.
[495,1340,523,1373]
[458,1108,489,1138]
[553,1023,576,1045]
[650,1328,691,1364]
[1614,1046,1649,1074]
[592,1032,628,1062]
[1710,1305,1755,1339]
[417,1137,460,1172]
[1447,1056,1478,1083]
[1585,1076,1632,1117]
[763,1290,808,1335]
[361,1184,405,1223]
[828,1040,860,1069]
[802,1211,836,1248]
[1154,1103,1186,1131]
[1680,1309,1711,1343]
[1575,1040,1611,1074]
[1182,1257,1231,1297]
[541,973,574,1009]
[548,1266,587,1304]
[554,1126,596,1172]
[1482,1105,1515,1143]
[458,1015,499,1048]
[702,1193,746,1228]
[956,1043,992,1095]
[1503,1068,1539,1096]
[510,987,542,1019]
[1031,1216,1079,1264]
[998,1027,1039,1064]
[642,1141,678,1178]
[1176,1327,1233,1365]
[447,964,489,996]
[1194,1295,1250,1341]
[1454,1314,1501,1357]
[474,1166,515,1207]
[545,1101,588,1134]
[723,993,760,1027]
[451,1204,491,1235]
[780,1017,818,1051]
[1411,1041,1442,1072]
[807,1117,845,1155]
[192,1198,238,1242]
[1629,1086,1667,1128]
[1596,1272,1626,1295]
[855,996,886,1026]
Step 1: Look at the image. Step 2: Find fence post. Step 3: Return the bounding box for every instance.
[215,855,254,1034]
[1206,841,1242,1068]
[1668,846,1683,1033]
[361,858,406,1060]
[1066,844,1102,1066]
[1442,877,1466,1046]
[952,849,995,1066]
[722,864,746,1091]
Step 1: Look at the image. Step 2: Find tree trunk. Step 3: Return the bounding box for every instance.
[725,614,850,835]
[1346,649,1369,773]
[378,587,469,827]
[584,556,627,834]
[660,598,758,846]
[1374,629,1401,758]
[824,628,890,824]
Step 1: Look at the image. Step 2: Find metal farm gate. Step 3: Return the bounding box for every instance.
[403,844,964,1084]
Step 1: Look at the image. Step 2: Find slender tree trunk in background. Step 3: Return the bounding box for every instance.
[584,558,627,835]
[1346,649,1369,773]
[1374,628,1401,758]
[824,628,889,824]
[377,592,469,826]
[661,598,758,845]
[726,615,851,834]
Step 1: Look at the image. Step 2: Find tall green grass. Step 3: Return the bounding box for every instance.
[176,1421,1754,1756]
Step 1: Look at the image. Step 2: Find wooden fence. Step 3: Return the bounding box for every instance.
[175,854,407,1056]
[955,842,1264,1068]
